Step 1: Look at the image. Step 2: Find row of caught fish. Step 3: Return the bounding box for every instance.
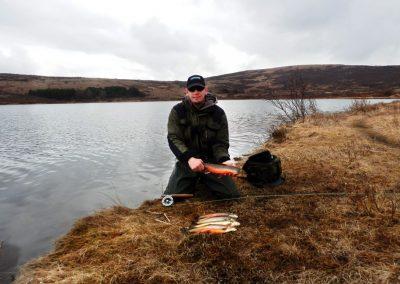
[188,213,240,235]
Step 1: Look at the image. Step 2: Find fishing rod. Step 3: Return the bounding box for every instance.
[161,162,399,206]
[161,190,400,207]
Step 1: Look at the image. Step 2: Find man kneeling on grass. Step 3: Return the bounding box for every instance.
[164,75,240,199]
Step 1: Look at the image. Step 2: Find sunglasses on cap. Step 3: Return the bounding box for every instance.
[188,85,205,92]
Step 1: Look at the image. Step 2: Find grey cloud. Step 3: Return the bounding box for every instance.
[1,0,400,79]
[129,20,188,54]
[0,46,37,75]
[0,0,120,54]
[123,19,219,79]
[328,1,400,62]
[0,1,220,79]
[211,0,400,65]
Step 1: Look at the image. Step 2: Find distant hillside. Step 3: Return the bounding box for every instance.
[207,64,400,99]
[1,65,400,104]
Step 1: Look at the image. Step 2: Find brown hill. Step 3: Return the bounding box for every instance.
[1,64,400,104]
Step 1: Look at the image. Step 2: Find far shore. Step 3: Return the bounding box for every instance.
[0,94,398,106]
[2,65,400,107]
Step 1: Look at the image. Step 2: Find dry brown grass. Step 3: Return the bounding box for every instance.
[16,102,400,283]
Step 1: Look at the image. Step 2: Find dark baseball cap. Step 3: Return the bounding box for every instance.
[186,75,205,88]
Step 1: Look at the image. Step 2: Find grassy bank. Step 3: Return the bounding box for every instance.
[16,102,400,283]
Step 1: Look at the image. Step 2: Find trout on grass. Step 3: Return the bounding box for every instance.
[199,213,238,219]
[189,226,237,235]
[187,213,240,235]
[196,216,238,224]
[203,163,241,176]
[193,221,240,228]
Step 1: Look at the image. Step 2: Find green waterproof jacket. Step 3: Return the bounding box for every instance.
[167,94,230,164]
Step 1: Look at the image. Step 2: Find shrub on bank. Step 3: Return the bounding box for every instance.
[103,86,146,98]
[28,88,77,100]
[28,86,146,101]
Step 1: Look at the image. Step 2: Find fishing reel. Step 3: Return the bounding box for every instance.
[161,195,174,207]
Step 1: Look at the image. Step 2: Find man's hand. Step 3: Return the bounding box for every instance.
[188,157,205,172]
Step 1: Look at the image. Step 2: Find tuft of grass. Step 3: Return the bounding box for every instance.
[392,115,400,127]
[348,98,387,114]
[268,124,288,143]
[348,98,371,113]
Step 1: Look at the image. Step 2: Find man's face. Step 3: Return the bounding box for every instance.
[186,85,208,104]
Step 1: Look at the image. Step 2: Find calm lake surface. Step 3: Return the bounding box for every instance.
[0,99,396,278]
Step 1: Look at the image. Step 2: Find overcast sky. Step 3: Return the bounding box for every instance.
[1,0,399,80]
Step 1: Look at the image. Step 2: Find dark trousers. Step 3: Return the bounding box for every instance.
[164,161,240,198]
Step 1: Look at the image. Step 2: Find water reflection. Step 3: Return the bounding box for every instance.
[0,99,396,274]
[0,241,19,283]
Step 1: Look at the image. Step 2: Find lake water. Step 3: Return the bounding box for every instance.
[0,99,396,279]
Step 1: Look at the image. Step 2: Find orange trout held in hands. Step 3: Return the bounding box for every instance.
[203,163,241,176]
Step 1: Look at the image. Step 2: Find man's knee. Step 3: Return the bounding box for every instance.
[202,175,240,198]
[164,162,197,194]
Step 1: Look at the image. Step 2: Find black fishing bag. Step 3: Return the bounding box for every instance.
[243,151,282,187]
